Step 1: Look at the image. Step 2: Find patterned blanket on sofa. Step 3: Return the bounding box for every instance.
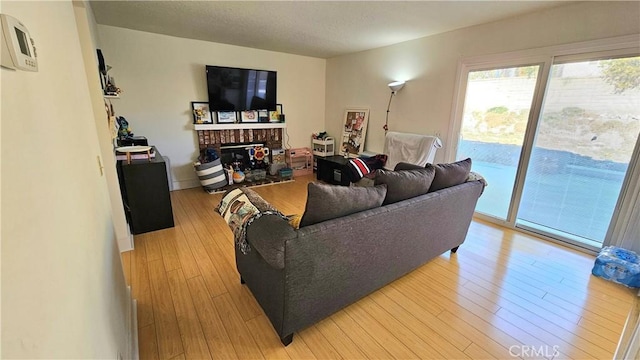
[217,188,287,255]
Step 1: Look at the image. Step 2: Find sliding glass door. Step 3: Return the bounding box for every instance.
[457,65,541,220]
[517,56,640,247]
[455,51,640,250]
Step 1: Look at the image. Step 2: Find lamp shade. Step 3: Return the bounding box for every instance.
[388,81,405,92]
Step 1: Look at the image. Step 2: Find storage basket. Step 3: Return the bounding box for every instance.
[194,158,227,190]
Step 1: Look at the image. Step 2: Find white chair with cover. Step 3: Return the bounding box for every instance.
[383,131,442,170]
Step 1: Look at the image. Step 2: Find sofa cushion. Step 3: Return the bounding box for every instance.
[299,182,387,227]
[374,167,435,205]
[393,162,426,171]
[428,158,472,192]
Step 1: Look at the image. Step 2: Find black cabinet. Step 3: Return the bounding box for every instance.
[117,147,174,234]
[316,155,351,186]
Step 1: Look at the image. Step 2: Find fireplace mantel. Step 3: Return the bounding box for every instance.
[193,123,286,131]
[195,122,285,150]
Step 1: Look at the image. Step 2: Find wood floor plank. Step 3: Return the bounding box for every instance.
[373,286,472,350]
[211,293,264,359]
[166,269,212,360]
[462,277,618,354]
[578,315,625,344]
[282,335,317,360]
[437,310,519,360]
[245,315,292,360]
[147,259,184,360]
[158,229,182,272]
[139,324,160,360]
[190,244,227,297]
[496,307,611,360]
[185,276,238,360]
[204,244,263,321]
[130,178,631,359]
[417,262,502,314]
[145,232,163,262]
[330,308,395,359]
[314,318,367,359]
[132,236,155,328]
[296,325,343,360]
[464,342,498,359]
[366,290,468,358]
[170,226,201,280]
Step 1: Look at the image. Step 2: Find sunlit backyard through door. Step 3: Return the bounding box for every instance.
[518,57,640,245]
[458,56,640,247]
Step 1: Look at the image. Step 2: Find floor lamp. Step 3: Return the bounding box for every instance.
[384,81,406,134]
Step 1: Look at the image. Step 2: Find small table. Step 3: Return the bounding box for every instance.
[316,155,351,186]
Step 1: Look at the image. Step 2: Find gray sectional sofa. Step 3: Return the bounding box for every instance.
[233,159,484,345]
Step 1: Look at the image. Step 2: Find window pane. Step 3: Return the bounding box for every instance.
[457,66,540,220]
[518,57,640,244]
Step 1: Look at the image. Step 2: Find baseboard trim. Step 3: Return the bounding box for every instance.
[131,298,139,360]
[117,230,134,252]
[172,178,201,190]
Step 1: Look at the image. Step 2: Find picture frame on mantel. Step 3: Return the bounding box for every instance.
[217,111,237,124]
[341,108,369,158]
[269,104,284,123]
[240,110,259,123]
[191,101,213,124]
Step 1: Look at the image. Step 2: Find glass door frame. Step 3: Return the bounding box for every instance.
[447,35,640,253]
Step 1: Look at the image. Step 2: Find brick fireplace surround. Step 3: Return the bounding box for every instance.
[195,126,284,153]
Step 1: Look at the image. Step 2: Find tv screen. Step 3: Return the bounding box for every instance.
[206,65,277,111]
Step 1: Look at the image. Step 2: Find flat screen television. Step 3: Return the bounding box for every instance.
[206,65,277,111]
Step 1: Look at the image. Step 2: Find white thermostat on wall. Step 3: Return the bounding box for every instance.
[0,13,38,72]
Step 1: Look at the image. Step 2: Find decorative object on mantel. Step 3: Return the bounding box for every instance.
[241,110,259,123]
[191,101,213,124]
[384,80,406,134]
[341,108,369,158]
[269,104,284,123]
[217,111,237,124]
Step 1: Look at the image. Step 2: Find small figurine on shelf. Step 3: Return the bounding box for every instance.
[116,116,133,140]
[104,75,122,96]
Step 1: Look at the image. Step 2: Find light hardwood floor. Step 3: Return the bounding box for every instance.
[121,174,636,360]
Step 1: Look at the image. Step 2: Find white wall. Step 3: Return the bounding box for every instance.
[325,1,640,163]
[1,1,131,358]
[73,2,132,252]
[97,26,326,189]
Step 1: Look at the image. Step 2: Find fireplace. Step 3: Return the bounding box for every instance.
[195,124,285,171]
[219,142,266,171]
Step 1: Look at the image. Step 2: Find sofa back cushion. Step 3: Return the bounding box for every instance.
[299,182,387,227]
[393,162,425,171]
[428,158,472,192]
[374,167,435,205]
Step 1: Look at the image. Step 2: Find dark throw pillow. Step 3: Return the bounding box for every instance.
[393,162,425,171]
[299,182,387,227]
[374,167,435,205]
[428,158,472,192]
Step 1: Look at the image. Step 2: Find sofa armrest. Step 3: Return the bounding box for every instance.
[246,214,297,269]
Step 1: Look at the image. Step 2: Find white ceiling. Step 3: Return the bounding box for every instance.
[90,1,574,59]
